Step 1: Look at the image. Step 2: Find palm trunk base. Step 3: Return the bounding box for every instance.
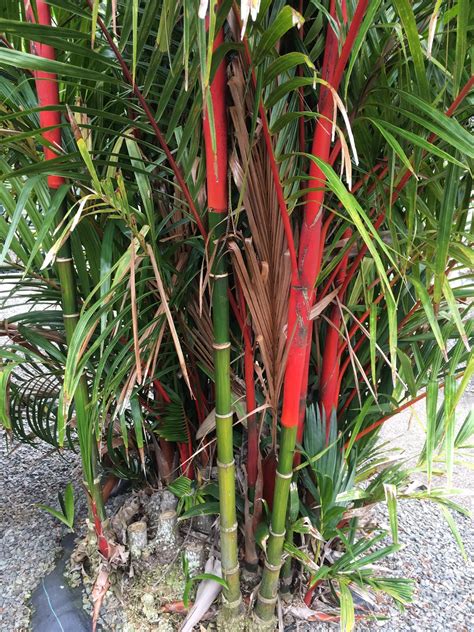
[246,612,277,631]
[243,561,259,574]
[280,534,293,596]
[216,602,245,631]
[280,572,293,597]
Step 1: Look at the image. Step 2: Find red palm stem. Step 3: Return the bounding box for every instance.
[24,0,64,189]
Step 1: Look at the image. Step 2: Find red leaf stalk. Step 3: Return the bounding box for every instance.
[337,272,399,358]
[338,74,473,302]
[189,366,209,466]
[298,0,369,287]
[91,500,110,559]
[152,379,178,476]
[262,450,278,509]
[236,283,258,491]
[339,255,455,419]
[346,371,464,448]
[153,378,171,403]
[244,330,258,487]
[284,0,370,431]
[294,340,311,455]
[24,0,64,190]
[319,229,351,438]
[190,368,207,426]
[228,288,258,482]
[178,439,194,479]
[335,77,474,410]
[153,378,194,478]
[341,0,348,23]
[346,391,429,447]
[292,0,369,448]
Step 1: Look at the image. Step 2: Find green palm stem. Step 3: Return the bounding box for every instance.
[254,425,297,621]
[25,0,107,548]
[203,22,242,614]
[280,475,299,595]
[210,213,241,612]
[56,231,108,553]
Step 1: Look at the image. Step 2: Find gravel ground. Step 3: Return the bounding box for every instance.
[291,500,474,632]
[0,440,86,631]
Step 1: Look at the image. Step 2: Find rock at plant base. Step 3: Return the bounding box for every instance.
[184,539,206,574]
[161,490,178,512]
[128,521,148,560]
[147,490,163,527]
[153,510,178,550]
[141,592,159,622]
[193,513,215,534]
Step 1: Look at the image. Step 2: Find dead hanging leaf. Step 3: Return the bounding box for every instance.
[324,81,359,167]
[111,0,117,36]
[147,245,193,396]
[186,295,214,377]
[336,125,353,189]
[309,288,340,320]
[427,0,442,58]
[91,565,111,632]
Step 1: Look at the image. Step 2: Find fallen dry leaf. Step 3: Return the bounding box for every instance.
[161,601,189,614]
[91,565,111,632]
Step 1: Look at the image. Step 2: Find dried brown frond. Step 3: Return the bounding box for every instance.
[227,59,291,416]
[186,293,215,378]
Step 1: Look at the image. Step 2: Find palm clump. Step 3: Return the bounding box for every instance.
[0,0,473,629]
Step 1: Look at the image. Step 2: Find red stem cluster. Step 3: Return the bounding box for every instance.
[319,228,351,434]
[282,0,369,438]
[202,26,228,216]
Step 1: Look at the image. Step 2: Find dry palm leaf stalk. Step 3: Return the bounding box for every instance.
[228,59,291,424]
